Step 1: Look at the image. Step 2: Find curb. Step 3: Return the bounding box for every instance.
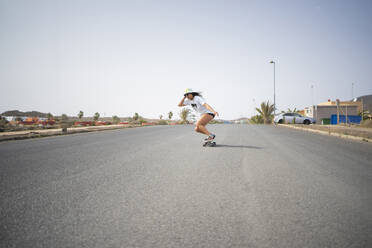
[0,124,140,142]
[279,124,372,144]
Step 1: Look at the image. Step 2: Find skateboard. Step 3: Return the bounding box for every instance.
[203,140,216,147]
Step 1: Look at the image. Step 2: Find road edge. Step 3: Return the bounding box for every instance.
[0,125,140,142]
[279,124,372,144]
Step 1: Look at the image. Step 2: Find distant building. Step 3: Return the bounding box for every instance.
[23,117,39,124]
[4,116,16,122]
[4,116,27,122]
[309,99,362,123]
[353,94,372,115]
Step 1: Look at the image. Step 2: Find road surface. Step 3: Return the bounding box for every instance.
[1,125,371,248]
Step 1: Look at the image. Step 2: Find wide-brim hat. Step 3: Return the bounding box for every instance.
[184,88,196,96]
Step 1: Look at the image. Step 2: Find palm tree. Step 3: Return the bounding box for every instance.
[78,111,84,120]
[168,111,173,120]
[112,115,120,124]
[94,112,100,121]
[189,113,197,123]
[47,112,53,120]
[256,101,275,124]
[287,108,299,113]
[179,108,191,124]
[133,113,139,121]
[61,114,68,122]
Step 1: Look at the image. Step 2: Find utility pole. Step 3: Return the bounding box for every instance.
[336,99,340,124]
[270,61,276,116]
[311,84,315,120]
[346,105,348,125]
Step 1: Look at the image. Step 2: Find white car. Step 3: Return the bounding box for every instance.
[274,113,315,125]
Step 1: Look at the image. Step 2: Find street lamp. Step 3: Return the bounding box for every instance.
[311,84,314,106]
[270,60,276,116]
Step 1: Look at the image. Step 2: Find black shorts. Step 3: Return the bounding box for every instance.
[207,113,215,118]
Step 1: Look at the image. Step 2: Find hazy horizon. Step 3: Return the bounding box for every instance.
[1,0,372,119]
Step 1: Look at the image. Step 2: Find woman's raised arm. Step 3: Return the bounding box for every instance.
[178,96,187,107]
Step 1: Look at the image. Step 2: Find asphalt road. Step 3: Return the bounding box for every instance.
[1,125,371,248]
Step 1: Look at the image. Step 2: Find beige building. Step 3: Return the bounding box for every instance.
[304,107,313,118]
[310,100,362,123]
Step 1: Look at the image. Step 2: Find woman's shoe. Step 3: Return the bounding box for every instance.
[204,134,216,141]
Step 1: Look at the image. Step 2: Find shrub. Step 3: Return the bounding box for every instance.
[209,119,221,124]
[158,120,168,125]
[179,108,191,123]
[129,118,146,125]
[250,115,264,124]
[179,120,189,124]
[0,117,9,131]
[112,115,120,124]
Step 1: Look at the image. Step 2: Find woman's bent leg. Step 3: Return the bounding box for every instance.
[195,114,213,135]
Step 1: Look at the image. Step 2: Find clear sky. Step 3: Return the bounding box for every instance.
[1,0,372,119]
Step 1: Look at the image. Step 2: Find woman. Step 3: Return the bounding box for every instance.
[178,88,219,141]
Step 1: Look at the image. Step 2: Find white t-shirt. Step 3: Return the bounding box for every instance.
[184,96,213,115]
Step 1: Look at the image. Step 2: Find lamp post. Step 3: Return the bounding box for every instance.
[311,84,314,106]
[270,60,276,116]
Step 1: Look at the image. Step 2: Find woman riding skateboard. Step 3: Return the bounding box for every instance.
[178,88,219,143]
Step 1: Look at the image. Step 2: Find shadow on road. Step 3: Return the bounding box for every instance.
[214,144,262,149]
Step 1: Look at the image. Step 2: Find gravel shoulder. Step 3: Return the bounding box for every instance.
[0,124,140,142]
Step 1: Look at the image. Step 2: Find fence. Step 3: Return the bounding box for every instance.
[330,115,362,125]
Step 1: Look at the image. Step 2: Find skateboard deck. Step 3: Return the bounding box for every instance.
[203,140,216,147]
